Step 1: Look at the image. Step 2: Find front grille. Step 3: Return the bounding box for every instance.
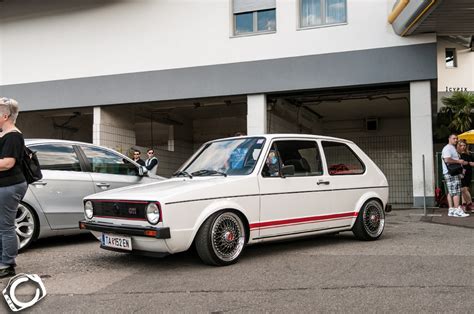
[92,201,148,220]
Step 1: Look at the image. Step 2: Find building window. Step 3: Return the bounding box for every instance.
[233,0,276,36]
[300,0,347,28]
[445,48,457,68]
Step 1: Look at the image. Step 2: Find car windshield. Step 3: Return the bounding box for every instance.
[183,137,266,176]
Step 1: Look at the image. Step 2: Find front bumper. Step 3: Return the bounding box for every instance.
[79,220,171,239]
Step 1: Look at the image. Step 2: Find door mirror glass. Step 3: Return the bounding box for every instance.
[281,165,295,177]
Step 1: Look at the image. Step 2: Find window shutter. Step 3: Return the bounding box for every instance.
[233,0,276,14]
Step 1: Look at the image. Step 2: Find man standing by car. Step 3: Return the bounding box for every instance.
[442,134,469,217]
[145,148,159,176]
[132,150,145,166]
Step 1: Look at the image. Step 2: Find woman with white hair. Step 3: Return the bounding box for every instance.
[0,97,27,278]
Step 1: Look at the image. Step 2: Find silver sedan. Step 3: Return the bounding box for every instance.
[17,139,162,250]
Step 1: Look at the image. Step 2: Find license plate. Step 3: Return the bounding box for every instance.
[101,233,132,251]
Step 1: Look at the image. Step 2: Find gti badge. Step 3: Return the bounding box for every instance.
[128,207,137,215]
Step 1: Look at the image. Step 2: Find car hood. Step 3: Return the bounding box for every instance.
[84,176,257,204]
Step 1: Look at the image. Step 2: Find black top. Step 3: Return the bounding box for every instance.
[145,158,158,171]
[461,153,472,177]
[0,132,26,187]
[135,159,145,166]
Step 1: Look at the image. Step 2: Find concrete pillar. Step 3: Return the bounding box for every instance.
[93,106,136,154]
[247,94,267,135]
[410,81,435,207]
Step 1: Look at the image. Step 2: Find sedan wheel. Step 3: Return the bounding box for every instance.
[16,203,38,250]
[352,200,385,241]
[195,211,246,266]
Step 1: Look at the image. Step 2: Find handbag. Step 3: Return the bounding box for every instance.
[21,146,43,184]
[446,162,463,176]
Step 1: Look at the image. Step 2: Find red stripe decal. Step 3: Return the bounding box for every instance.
[249,212,357,230]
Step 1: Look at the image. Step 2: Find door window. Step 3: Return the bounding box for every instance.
[322,141,365,175]
[32,144,82,171]
[263,140,323,177]
[80,146,138,176]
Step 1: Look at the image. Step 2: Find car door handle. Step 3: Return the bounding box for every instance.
[317,180,330,185]
[96,183,110,189]
[31,181,47,186]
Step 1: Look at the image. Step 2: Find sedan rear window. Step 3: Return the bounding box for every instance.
[32,144,82,172]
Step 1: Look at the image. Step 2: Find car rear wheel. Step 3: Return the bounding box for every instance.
[352,200,385,241]
[195,211,246,266]
[16,203,39,250]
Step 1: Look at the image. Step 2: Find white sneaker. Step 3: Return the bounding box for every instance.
[453,208,470,218]
[448,208,456,216]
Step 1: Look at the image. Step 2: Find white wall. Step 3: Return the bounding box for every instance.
[437,39,474,93]
[0,0,435,85]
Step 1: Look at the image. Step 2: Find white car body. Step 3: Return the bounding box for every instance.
[81,134,389,265]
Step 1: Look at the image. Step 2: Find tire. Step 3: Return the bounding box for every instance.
[195,211,247,266]
[16,202,39,251]
[352,200,385,241]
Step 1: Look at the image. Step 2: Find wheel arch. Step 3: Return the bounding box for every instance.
[187,205,251,251]
[352,192,386,228]
[354,191,387,214]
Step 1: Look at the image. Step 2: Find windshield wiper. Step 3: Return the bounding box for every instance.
[191,169,227,177]
[173,170,193,179]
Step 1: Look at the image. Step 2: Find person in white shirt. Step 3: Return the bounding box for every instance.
[442,134,470,217]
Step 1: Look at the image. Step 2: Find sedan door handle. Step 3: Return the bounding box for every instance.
[317,180,330,185]
[31,181,47,186]
[96,183,111,189]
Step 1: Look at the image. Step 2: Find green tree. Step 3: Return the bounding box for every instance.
[435,91,474,139]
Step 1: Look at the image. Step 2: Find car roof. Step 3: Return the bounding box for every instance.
[25,139,97,146]
[206,134,355,145]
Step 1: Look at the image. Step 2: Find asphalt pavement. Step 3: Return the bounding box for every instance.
[1,209,473,313]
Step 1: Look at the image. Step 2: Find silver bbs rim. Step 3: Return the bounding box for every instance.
[362,202,385,237]
[16,204,35,249]
[211,212,245,262]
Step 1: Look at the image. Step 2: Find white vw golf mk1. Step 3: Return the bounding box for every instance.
[80,134,389,266]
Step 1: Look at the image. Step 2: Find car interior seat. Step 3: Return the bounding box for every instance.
[284,158,311,174]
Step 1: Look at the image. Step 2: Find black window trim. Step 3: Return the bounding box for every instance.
[259,138,324,179]
[321,140,366,176]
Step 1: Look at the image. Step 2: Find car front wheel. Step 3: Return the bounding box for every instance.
[195,211,246,266]
[16,203,39,250]
[352,200,385,241]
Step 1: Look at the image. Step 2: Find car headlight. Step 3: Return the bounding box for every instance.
[84,201,94,219]
[146,203,160,225]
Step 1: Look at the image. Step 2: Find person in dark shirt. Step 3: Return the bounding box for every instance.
[132,150,145,166]
[457,140,474,211]
[0,97,27,278]
[145,148,159,177]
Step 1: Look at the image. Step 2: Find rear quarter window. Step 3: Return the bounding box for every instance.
[322,141,365,175]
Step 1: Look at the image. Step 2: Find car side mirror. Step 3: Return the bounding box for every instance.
[138,166,148,177]
[281,165,295,177]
